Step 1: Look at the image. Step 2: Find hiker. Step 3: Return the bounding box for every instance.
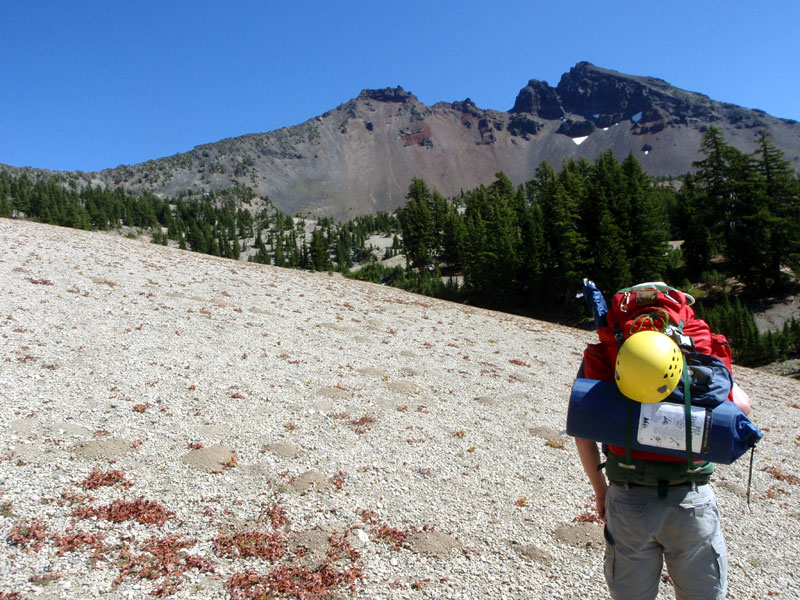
[573,281,752,600]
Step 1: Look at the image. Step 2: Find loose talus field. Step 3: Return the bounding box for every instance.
[1,218,798,599]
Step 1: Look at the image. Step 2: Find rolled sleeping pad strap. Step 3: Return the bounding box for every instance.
[567,378,762,464]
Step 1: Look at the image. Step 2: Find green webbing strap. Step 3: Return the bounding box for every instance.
[625,398,634,466]
[682,361,695,471]
[658,480,669,498]
[615,320,636,473]
[677,319,704,475]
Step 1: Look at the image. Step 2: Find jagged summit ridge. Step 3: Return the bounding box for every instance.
[358,86,417,103]
[512,61,728,132]
[6,62,799,219]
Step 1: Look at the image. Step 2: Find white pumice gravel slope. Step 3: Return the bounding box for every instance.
[0,218,798,600]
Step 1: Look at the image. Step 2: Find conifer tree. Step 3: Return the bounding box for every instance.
[273,234,285,267]
[582,152,627,292]
[440,203,466,271]
[533,161,586,308]
[231,229,240,260]
[690,127,747,265]
[679,177,714,280]
[518,181,546,307]
[335,229,352,271]
[621,153,670,283]
[310,228,330,271]
[753,134,800,287]
[398,178,435,269]
[461,173,521,307]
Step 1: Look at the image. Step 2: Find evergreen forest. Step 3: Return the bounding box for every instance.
[2,128,799,370]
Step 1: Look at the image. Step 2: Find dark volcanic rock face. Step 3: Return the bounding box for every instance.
[507,114,542,139]
[511,62,717,128]
[510,79,564,120]
[556,118,595,138]
[557,62,655,120]
[359,86,417,103]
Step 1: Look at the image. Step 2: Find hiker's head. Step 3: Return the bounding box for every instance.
[615,330,683,403]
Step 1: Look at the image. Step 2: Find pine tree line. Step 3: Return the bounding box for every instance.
[695,296,800,366]
[394,150,672,314]
[678,128,800,291]
[0,169,399,268]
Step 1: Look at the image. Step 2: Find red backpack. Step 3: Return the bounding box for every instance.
[583,282,733,382]
[577,282,757,493]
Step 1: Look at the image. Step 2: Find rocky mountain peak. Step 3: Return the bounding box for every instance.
[509,61,720,131]
[509,79,563,120]
[358,86,417,103]
[556,61,663,123]
[448,98,483,118]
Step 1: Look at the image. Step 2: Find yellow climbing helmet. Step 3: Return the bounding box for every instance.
[615,330,683,403]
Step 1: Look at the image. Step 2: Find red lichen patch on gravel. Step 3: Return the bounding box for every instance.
[114,535,214,597]
[371,524,412,549]
[331,471,348,490]
[357,509,417,550]
[79,468,133,490]
[213,531,286,562]
[261,502,290,530]
[224,531,363,600]
[52,529,108,556]
[25,277,54,285]
[762,465,800,484]
[574,512,603,524]
[348,414,376,434]
[5,518,49,551]
[226,563,363,600]
[72,497,174,526]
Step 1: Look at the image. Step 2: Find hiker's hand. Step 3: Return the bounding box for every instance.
[595,487,607,522]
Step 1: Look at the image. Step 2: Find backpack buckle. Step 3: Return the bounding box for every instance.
[663,326,695,352]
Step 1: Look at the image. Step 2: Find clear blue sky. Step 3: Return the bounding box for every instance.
[2,1,798,172]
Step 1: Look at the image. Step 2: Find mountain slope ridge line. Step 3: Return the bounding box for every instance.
[4,62,799,220]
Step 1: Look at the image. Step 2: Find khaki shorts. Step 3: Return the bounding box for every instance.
[604,482,728,600]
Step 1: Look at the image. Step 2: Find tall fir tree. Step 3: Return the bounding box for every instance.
[398,178,435,269]
[621,152,670,283]
[753,134,800,287]
[533,161,586,309]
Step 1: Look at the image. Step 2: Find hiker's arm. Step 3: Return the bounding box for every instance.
[575,437,608,520]
[731,382,751,416]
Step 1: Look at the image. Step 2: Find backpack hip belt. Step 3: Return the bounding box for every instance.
[603,452,714,489]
